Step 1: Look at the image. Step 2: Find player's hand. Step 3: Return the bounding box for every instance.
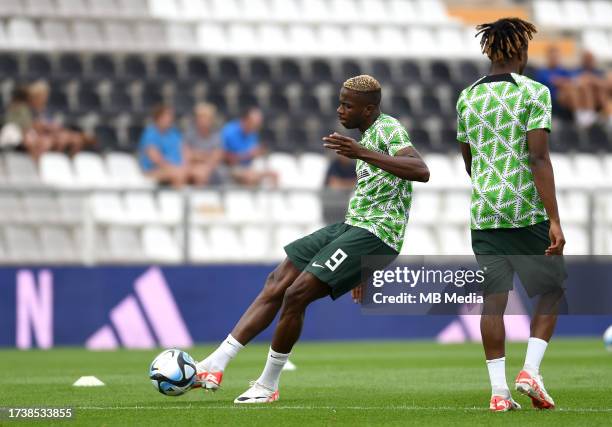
[546,221,565,256]
[322,133,364,159]
[351,283,364,304]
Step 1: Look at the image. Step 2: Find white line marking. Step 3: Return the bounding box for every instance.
[76,406,612,413]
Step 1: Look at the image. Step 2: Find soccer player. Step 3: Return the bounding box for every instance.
[194,75,429,403]
[456,18,566,412]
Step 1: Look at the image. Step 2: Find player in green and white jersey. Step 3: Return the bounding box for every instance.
[456,18,566,412]
[193,75,430,403]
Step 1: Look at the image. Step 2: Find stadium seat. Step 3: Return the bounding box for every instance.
[155,56,179,80]
[0,193,23,223]
[287,192,322,223]
[107,226,146,262]
[24,0,56,16]
[271,225,305,259]
[58,54,84,78]
[103,22,136,52]
[117,0,149,18]
[157,191,182,225]
[89,0,119,17]
[563,224,590,255]
[442,193,471,224]
[40,153,77,188]
[224,190,264,223]
[241,225,271,261]
[190,191,224,224]
[401,226,439,255]
[23,193,61,223]
[57,0,88,17]
[187,57,210,80]
[298,153,329,189]
[57,193,85,223]
[4,226,41,262]
[124,192,160,223]
[73,22,104,50]
[7,18,40,49]
[409,190,441,225]
[40,226,78,262]
[197,23,227,54]
[26,54,52,79]
[40,19,74,50]
[0,53,18,78]
[72,153,110,188]
[105,152,152,188]
[135,22,168,51]
[77,88,102,112]
[208,225,244,260]
[142,225,181,263]
[91,193,126,223]
[5,152,41,186]
[0,0,24,15]
[438,225,472,255]
[267,153,302,188]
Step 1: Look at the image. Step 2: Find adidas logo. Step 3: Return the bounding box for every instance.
[86,267,192,350]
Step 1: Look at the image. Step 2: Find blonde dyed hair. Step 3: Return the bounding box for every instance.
[343,75,381,93]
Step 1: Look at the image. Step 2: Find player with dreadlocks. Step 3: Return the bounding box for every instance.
[193,75,430,403]
[456,18,566,411]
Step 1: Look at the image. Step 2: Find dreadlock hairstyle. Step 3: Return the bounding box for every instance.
[476,18,537,63]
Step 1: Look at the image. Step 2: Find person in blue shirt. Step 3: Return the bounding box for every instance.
[221,107,278,186]
[535,46,577,117]
[139,104,208,187]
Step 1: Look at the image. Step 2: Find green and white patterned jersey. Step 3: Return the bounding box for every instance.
[456,73,551,230]
[344,113,413,252]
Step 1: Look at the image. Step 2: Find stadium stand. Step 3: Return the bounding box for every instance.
[0,0,611,263]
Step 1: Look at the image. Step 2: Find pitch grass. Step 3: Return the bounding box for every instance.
[0,339,610,426]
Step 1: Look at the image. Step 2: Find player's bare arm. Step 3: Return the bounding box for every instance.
[322,133,430,182]
[527,128,565,255]
[460,143,472,177]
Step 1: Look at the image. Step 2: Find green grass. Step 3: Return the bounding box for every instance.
[0,339,610,426]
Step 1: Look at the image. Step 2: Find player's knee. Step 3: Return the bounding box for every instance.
[260,270,286,302]
[282,278,311,309]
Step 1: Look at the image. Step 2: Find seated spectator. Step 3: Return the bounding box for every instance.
[325,156,357,189]
[535,46,575,119]
[183,103,225,185]
[139,104,208,188]
[572,51,609,128]
[221,107,278,187]
[1,86,49,159]
[29,80,95,155]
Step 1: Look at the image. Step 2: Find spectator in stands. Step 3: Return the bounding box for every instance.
[139,104,208,188]
[325,156,356,189]
[184,103,225,185]
[535,46,575,119]
[28,80,95,155]
[221,107,278,187]
[1,86,50,160]
[572,51,609,127]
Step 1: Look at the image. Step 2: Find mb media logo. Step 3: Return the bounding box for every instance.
[86,267,193,350]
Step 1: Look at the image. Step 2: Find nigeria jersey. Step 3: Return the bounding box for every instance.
[344,113,413,252]
[456,73,551,230]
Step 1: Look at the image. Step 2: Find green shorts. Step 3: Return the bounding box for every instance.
[284,223,398,300]
[471,220,567,297]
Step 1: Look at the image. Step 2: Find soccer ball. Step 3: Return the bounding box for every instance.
[604,326,612,353]
[149,349,197,396]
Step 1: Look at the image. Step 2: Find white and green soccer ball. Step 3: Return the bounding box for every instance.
[149,349,197,396]
[604,326,612,353]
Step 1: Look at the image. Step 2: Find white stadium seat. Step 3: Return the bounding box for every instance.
[0,194,23,223]
[178,0,210,19]
[106,152,153,188]
[270,0,301,22]
[210,0,240,20]
[57,0,88,17]
[5,153,40,186]
[23,193,61,223]
[142,225,181,263]
[197,23,227,54]
[563,225,589,255]
[271,225,303,259]
[107,226,146,262]
[208,226,244,260]
[287,193,322,223]
[24,0,56,16]
[40,153,77,188]
[409,190,441,225]
[288,26,318,56]
[117,0,150,17]
[190,191,224,224]
[124,192,160,223]
[103,22,137,52]
[158,192,183,225]
[5,226,41,262]
[189,227,211,262]
[41,21,72,50]
[259,25,289,56]
[241,226,271,261]
[91,193,126,223]
[73,21,104,50]
[533,0,564,28]
[438,226,472,255]
[0,0,24,15]
[298,153,329,189]
[401,226,439,255]
[74,153,111,188]
[89,0,120,17]
[149,0,181,19]
[561,0,591,29]
[267,153,301,188]
[7,18,40,49]
[135,22,167,51]
[301,0,330,22]
[591,0,612,27]
[40,227,78,262]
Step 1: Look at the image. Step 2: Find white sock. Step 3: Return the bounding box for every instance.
[486,357,509,397]
[524,337,548,375]
[256,347,290,391]
[197,334,244,373]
